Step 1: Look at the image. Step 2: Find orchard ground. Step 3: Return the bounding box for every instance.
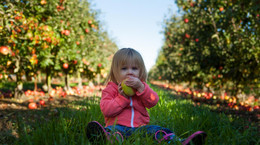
[0,80,103,143]
[0,80,259,144]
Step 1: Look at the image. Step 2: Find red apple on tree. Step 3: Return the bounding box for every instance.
[88,20,92,24]
[185,33,190,39]
[61,30,70,36]
[57,5,65,11]
[85,28,89,33]
[184,18,189,23]
[0,46,10,55]
[40,0,47,5]
[64,30,70,36]
[11,51,15,56]
[190,2,194,7]
[63,63,69,69]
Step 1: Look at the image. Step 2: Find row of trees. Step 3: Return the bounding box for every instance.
[149,0,260,98]
[0,0,118,97]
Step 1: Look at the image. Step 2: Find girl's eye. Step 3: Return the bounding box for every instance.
[132,67,138,70]
[121,67,127,70]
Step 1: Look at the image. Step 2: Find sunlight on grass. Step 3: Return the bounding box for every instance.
[149,86,259,145]
[14,85,259,145]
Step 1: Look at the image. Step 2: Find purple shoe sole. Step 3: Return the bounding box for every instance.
[85,121,108,144]
[182,131,207,145]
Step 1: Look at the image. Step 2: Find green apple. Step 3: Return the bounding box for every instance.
[121,80,135,96]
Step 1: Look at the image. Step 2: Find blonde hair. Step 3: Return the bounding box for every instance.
[107,48,147,84]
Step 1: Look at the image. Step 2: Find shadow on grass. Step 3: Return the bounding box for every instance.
[0,96,102,145]
[1,83,259,145]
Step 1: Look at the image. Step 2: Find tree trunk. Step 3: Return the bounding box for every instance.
[64,73,71,91]
[34,73,38,92]
[37,71,42,83]
[77,71,83,89]
[47,75,51,93]
[44,68,52,93]
[14,73,23,98]
[97,74,100,85]
[14,56,23,98]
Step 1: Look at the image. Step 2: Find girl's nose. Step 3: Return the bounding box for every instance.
[127,69,133,74]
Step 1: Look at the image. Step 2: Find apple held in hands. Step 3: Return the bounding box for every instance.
[121,80,135,96]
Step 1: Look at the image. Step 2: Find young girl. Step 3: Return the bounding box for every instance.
[86,48,207,144]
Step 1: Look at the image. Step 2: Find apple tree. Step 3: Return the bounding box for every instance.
[0,0,118,97]
[151,0,260,98]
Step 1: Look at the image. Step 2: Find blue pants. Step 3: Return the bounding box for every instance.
[105,125,177,141]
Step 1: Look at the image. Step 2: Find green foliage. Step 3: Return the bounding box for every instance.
[150,0,260,97]
[0,0,118,93]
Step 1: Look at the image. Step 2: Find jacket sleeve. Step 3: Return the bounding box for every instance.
[100,83,131,117]
[136,82,159,109]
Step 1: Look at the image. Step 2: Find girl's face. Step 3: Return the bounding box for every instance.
[118,63,140,82]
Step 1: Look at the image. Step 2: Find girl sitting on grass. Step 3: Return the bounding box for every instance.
[86,48,207,144]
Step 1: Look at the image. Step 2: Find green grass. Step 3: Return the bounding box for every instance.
[11,84,260,145]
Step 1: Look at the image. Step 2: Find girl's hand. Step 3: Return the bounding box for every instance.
[118,83,129,99]
[124,76,145,93]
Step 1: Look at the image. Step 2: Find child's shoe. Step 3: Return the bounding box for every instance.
[85,121,109,144]
[155,130,181,143]
[182,131,207,145]
[85,121,124,144]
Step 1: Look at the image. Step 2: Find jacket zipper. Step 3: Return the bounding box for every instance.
[130,97,134,128]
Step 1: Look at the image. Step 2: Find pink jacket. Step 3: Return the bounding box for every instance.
[100,82,159,127]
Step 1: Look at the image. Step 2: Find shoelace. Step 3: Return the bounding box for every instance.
[155,130,175,143]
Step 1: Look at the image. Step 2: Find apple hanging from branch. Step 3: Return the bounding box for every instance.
[0,46,10,55]
[63,63,69,69]
[184,18,189,23]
